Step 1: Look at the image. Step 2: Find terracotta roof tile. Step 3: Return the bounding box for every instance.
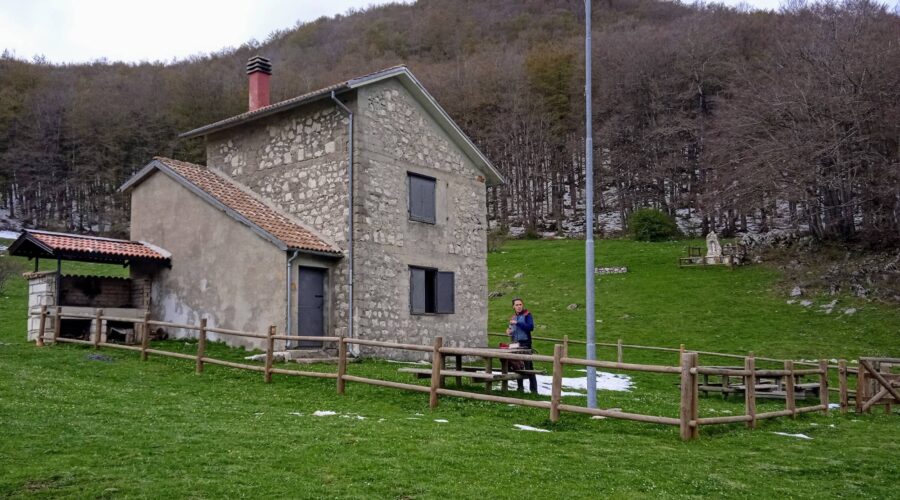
[154,157,341,255]
[26,230,169,260]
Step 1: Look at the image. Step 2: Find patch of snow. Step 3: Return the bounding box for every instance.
[289,412,303,416]
[786,300,796,305]
[0,230,20,240]
[434,419,448,423]
[385,360,430,365]
[800,300,813,307]
[312,410,337,417]
[406,417,421,420]
[505,371,632,396]
[842,308,857,315]
[772,432,813,440]
[828,403,841,410]
[514,424,551,433]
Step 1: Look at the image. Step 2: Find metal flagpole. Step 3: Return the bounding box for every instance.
[584,0,598,409]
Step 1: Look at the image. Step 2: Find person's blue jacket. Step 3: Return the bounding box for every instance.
[509,310,534,344]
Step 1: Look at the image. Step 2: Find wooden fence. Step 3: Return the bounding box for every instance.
[33,306,872,441]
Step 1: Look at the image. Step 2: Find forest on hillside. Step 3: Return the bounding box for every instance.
[0,0,898,244]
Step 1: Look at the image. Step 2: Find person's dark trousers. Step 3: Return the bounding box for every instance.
[519,341,539,394]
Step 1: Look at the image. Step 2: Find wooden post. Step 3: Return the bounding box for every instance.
[336,336,347,395]
[562,335,569,358]
[616,338,623,364]
[93,309,103,348]
[36,305,47,347]
[819,359,829,415]
[680,352,699,440]
[785,360,796,418]
[52,306,62,343]
[550,344,563,422]
[429,336,444,409]
[745,354,756,429]
[838,359,848,414]
[195,318,207,374]
[140,311,150,361]
[856,360,866,413]
[264,325,275,383]
[880,363,892,415]
[679,344,685,367]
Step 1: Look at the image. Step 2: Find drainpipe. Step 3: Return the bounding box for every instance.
[285,250,299,345]
[330,91,356,355]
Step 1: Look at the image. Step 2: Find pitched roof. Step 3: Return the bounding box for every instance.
[8,229,170,263]
[178,66,505,186]
[120,157,342,257]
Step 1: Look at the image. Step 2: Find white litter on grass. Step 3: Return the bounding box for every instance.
[514,424,551,433]
[505,371,632,396]
[414,413,424,416]
[289,412,303,417]
[406,417,421,420]
[434,419,448,423]
[772,432,813,440]
[313,410,337,417]
[828,403,841,409]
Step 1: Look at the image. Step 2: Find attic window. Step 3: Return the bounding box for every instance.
[408,173,436,224]
[409,266,454,315]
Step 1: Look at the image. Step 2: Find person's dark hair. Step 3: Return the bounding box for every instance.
[511,298,523,305]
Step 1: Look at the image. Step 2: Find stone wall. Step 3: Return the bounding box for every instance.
[24,271,56,341]
[353,79,489,359]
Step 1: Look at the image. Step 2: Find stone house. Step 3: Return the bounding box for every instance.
[119,58,503,358]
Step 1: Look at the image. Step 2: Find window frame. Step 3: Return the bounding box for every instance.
[409,265,454,315]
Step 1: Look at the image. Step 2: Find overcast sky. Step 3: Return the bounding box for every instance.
[1,0,787,64]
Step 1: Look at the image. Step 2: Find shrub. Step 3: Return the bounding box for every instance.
[628,208,681,241]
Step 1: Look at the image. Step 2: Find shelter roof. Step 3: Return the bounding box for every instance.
[8,230,170,265]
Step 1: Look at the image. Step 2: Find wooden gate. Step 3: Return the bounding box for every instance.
[856,357,900,414]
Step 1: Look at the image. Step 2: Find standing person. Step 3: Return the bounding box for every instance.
[506,298,538,394]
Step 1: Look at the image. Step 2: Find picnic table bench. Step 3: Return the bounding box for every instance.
[699,366,820,400]
[398,347,546,394]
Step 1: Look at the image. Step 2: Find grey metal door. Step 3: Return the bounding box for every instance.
[297,266,326,348]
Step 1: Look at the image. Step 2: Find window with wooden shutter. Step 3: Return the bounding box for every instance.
[408,173,436,224]
[409,267,454,315]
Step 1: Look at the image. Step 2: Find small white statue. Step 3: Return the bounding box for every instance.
[705,231,722,263]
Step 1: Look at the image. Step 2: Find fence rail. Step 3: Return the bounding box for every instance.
[32,306,873,441]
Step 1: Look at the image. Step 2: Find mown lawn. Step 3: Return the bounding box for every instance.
[1,238,898,499]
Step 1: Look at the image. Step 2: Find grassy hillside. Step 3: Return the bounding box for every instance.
[1,239,897,498]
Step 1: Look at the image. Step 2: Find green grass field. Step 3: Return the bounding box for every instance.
[1,239,898,498]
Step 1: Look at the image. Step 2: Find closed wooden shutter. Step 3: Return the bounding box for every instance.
[408,173,436,223]
[435,271,455,314]
[410,267,426,314]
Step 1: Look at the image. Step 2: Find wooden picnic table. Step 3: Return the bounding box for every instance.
[397,347,541,394]
[699,366,819,400]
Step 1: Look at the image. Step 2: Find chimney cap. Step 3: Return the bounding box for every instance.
[246,55,272,75]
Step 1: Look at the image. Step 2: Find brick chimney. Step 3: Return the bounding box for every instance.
[246,55,272,112]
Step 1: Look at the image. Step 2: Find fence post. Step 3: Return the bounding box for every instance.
[336,335,347,395]
[819,359,829,415]
[93,309,103,348]
[550,344,563,423]
[855,360,866,413]
[880,363,893,415]
[617,338,623,364]
[785,360,796,418]
[36,305,47,347]
[679,352,699,440]
[679,344,685,366]
[838,359,848,414]
[562,335,569,358]
[429,336,444,409]
[264,325,275,383]
[745,354,756,429]
[140,311,150,361]
[195,318,207,374]
[52,306,62,344]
